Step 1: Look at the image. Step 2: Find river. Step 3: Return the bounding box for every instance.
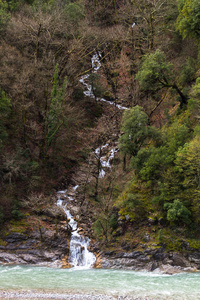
[0,265,200,299]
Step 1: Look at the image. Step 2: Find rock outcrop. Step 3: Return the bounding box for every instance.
[99,247,200,274]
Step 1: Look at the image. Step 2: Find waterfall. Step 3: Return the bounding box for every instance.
[95,144,119,178]
[79,53,129,110]
[57,190,96,268]
[55,53,127,268]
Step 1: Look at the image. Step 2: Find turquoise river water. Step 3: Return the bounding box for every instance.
[0,265,200,299]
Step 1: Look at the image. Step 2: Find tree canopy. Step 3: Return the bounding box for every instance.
[176,0,200,41]
[119,106,159,157]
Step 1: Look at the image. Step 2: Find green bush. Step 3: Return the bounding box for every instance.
[164,199,191,225]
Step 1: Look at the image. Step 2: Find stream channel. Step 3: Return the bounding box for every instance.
[0,54,200,300]
[0,265,200,299]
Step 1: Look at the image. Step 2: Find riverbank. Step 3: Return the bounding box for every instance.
[97,248,200,275]
[0,290,143,300]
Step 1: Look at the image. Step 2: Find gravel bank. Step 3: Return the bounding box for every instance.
[0,291,145,300]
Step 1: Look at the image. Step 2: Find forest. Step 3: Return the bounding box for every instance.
[0,0,200,253]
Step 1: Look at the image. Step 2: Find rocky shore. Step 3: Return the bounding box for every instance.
[0,232,200,274]
[98,247,200,274]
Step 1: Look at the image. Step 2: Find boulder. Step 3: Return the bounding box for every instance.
[0,253,26,264]
[154,264,182,275]
[171,253,190,268]
[188,252,200,264]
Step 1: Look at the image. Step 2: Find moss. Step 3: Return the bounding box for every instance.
[165,240,182,251]
[187,239,200,250]
[9,219,29,233]
[0,239,6,246]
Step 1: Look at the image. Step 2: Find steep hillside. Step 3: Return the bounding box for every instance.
[0,0,200,268]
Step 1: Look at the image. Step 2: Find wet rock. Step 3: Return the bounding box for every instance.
[5,232,28,243]
[154,264,182,275]
[152,248,168,261]
[188,252,200,264]
[123,251,143,259]
[137,255,150,262]
[125,215,130,221]
[5,244,17,250]
[101,260,111,268]
[143,233,150,242]
[42,206,66,220]
[162,258,173,265]
[149,261,158,271]
[18,254,39,264]
[0,253,25,264]
[158,217,165,225]
[171,252,190,268]
[148,218,157,225]
[121,244,131,251]
[115,252,124,258]
[104,251,115,256]
[181,241,191,251]
[144,248,156,255]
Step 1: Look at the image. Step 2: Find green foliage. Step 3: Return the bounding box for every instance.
[136,49,173,92]
[6,0,19,11]
[11,207,24,220]
[88,73,105,100]
[0,90,11,147]
[32,0,58,12]
[132,119,191,181]
[131,147,152,175]
[179,57,197,86]
[119,106,160,157]
[0,206,4,225]
[123,107,199,229]
[0,89,11,115]
[188,78,200,118]
[158,229,163,243]
[109,213,118,231]
[93,213,116,242]
[0,0,10,32]
[175,135,200,188]
[117,180,148,222]
[64,1,85,25]
[93,219,103,238]
[46,64,67,149]
[139,145,173,181]
[72,87,84,101]
[191,77,200,98]
[176,0,200,41]
[136,49,188,107]
[164,199,191,225]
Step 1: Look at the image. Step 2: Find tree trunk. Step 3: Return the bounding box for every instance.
[172,83,188,108]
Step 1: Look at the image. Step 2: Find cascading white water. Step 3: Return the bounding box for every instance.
[95,144,119,178]
[79,53,129,110]
[57,191,96,268]
[55,53,127,268]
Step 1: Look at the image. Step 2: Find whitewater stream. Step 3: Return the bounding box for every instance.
[0,265,200,299]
